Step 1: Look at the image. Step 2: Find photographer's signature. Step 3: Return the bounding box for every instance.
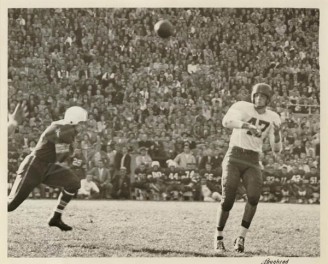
[261,258,289,264]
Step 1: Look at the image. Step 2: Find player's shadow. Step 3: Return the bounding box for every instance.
[131,248,225,257]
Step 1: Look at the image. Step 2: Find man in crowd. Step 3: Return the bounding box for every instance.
[112,167,131,199]
[77,173,100,199]
[88,160,113,199]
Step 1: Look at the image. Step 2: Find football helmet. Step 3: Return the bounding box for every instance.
[251,83,272,105]
[64,106,88,125]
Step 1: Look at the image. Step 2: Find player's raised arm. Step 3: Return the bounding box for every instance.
[8,102,28,136]
[269,118,282,154]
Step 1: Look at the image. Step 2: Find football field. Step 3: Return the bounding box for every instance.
[7,199,320,257]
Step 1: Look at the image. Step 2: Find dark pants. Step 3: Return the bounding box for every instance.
[221,147,262,211]
[8,155,80,212]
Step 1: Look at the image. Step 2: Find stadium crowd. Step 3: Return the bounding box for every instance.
[7,8,320,204]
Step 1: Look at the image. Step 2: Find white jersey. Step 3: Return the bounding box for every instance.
[223,101,281,153]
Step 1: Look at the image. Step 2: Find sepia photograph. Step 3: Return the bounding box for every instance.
[1,0,326,263]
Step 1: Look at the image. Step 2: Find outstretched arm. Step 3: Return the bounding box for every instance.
[270,122,282,154]
[8,102,28,136]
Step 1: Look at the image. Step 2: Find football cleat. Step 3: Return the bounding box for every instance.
[48,217,73,231]
[214,238,226,252]
[234,236,245,253]
[214,232,226,253]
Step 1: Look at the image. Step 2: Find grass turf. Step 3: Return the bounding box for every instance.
[7,199,320,257]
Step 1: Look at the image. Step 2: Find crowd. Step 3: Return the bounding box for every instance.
[7,8,320,203]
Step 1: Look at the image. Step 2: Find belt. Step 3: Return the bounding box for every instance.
[229,146,260,156]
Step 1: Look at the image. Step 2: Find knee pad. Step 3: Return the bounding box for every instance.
[248,195,260,206]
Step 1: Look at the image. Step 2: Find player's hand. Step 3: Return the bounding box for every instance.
[9,101,28,125]
[243,123,261,137]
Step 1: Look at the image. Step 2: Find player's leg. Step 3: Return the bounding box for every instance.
[8,155,42,212]
[234,165,262,252]
[215,159,241,251]
[202,184,215,202]
[43,164,81,231]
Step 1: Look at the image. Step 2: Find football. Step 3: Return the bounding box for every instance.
[154,19,174,38]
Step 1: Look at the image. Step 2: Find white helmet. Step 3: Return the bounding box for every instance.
[64,106,88,125]
[151,161,160,167]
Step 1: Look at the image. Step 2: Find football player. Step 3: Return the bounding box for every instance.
[8,106,88,231]
[147,161,165,200]
[180,163,199,201]
[164,160,182,200]
[305,166,320,204]
[289,164,306,202]
[261,164,277,202]
[214,83,282,253]
[133,163,150,200]
[200,163,222,202]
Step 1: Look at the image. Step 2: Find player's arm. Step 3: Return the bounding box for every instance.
[8,102,28,136]
[269,116,282,154]
[222,102,260,135]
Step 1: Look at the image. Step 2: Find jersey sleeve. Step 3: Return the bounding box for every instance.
[222,101,250,128]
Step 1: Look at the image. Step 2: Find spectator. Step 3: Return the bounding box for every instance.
[174,142,196,169]
[7,8,320,203]
[135,146,153,168]
[114,145,132,174]
[112,167,131,199]
[88,160,113,199]
[199,147,213,170]
[77,173,100,199]
[106,142,117,170]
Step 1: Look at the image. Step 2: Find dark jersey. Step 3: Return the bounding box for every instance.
[200,169,221,184]
[290,169,305,184]
[262,168,278,185]
[134,168,148,184]
[305,172,320,187]
[164,168,182,184]
[275,170,292,185]
[181,169,199,185]
[31,121,77,163]
[69,153,86,170]
[147,169,164,183]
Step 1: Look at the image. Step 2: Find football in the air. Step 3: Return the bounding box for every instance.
[154,20,174,38]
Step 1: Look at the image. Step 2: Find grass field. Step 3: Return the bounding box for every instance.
[7,199,320,258]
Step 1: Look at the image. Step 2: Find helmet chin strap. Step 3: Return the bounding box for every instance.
[254,104,266,110]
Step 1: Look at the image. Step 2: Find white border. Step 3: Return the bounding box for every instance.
[1,1,327,264]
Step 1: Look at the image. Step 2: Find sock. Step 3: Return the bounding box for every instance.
[239,224,249,238]
[216,227,224,240]
[53,189,75,219]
